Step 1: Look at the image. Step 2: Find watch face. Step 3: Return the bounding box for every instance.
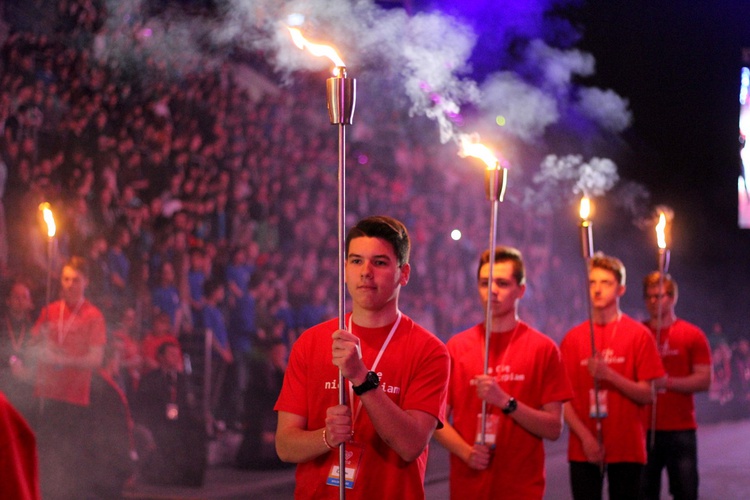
[366,371,379,386]
[354,371,380,395]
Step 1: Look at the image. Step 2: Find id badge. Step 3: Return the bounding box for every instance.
[589,389,608,418]
[474,413,500,448]
[166,403,179,420]
[326,441,364,490]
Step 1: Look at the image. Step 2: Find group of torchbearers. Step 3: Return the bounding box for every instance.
[277,30,710,500]
[273,214,712,500]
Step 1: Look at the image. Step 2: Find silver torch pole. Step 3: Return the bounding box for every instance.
[650,212,671,450]
[579,197,604,475]
[327,64,356,500]
[479,163,508,444]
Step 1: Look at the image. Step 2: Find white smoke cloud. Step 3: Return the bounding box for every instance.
[524,40,595,90]
[478,72,559,142]
[534,154,619,197]
[96,0,637,208]
[576,87,632,132]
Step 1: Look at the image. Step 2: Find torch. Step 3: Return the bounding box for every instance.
[458,136,508,445]
[649,210,671,449]
[289,27,355,498]
[39,202,56,319]
[579,196,604,470]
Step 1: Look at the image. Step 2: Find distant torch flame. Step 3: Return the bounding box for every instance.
[656,212,667,249]
[458,136,499,170]
[579,196,591,221]
[39,202,56,238]
[287,27,345,73]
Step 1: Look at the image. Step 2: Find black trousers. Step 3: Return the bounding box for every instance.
[569,461,644,500]
[641,430,698,500]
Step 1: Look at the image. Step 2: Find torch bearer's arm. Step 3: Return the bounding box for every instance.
[588,356,654,405]
[474,375,563,440]
[433,410,491,470]
[563,402,605,464]
[586,356,656,405]
[275,409,352,463]
[653,364,711,394]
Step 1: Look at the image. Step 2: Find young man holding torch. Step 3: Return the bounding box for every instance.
[30,256,107,499]
[560,253,664,500]
[640,272,711,500]
[434,247,572,499]
[274,215,449,499]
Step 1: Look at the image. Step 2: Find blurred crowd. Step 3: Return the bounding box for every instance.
[0,0,745,497]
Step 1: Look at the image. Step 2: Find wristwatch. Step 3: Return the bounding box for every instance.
[352,371,380,396]
[501,397,518,415]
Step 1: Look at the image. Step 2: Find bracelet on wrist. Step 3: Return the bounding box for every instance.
[323,429,335,450]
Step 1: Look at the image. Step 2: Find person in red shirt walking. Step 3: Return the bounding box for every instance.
[434,247,572,499]
[640,272,711,500]
[274,216,449,499]
[560,253,665,500]
[30,256,106,499]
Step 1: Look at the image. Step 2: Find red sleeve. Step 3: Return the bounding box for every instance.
[0,393,40,500]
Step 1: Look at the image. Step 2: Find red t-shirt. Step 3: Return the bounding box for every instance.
[274,314,449,500]
[0,392,39,500]
[560,314,665,464]
[446,322,572,499]
[643,318,711,430]
[32,300,107,406]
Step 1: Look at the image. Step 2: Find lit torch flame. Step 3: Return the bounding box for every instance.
[458,135,499,170]
[656,212,667,249]
[287,27,345,75]
[579,196,591,221]
[39,202,56,238]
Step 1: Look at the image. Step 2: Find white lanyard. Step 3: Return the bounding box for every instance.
[347,311,402,425]
[58,299,84,345]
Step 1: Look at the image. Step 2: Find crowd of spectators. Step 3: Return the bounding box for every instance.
[0,0,746,495]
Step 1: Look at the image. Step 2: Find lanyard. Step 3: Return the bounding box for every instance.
[58,299,85,345]
[347,311,402,426]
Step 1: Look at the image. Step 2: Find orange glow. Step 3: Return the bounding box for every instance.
[458,135,499,170]
[287,27,345,73]
[39,202,56,238]
[656,212,667,249]
[579,196,591,221]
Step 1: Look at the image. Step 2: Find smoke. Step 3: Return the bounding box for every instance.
[96,0,639,211]
[533,154,619,195]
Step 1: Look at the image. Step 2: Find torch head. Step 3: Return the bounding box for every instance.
[326,74,356,125]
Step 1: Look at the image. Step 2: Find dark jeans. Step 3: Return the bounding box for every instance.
[570,461,643,500]
[641,430,698,500]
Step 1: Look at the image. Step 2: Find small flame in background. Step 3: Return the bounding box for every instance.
[458,134,499,170]
[655,212,667,249]
[39,202,56,238]
[287,27,345,74]
[579,196,591,221]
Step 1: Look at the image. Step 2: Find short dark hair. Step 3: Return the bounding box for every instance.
[345,216,410,266]
[590,252,626,286]
[476,246,526,285]
[642,271,678,298]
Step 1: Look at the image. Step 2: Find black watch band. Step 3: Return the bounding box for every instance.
[501,397,517,415]
[352,371,379,396]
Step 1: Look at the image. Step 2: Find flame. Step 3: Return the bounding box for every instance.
[656,212,667,249]
[39,202,56,238]
[579,196,591,221]
[287,27,345,73]
[458,135,499,170]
